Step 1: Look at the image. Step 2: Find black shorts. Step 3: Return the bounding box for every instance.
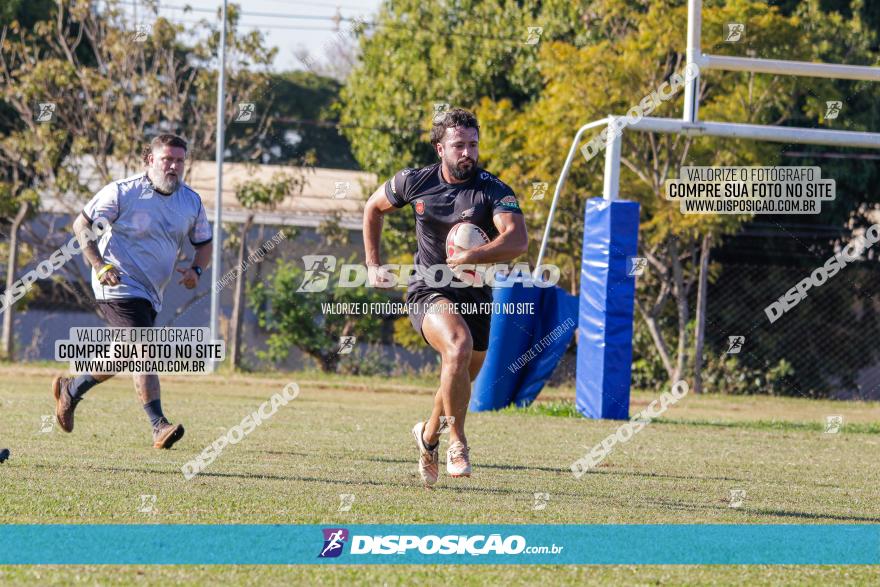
[407,286,492,352]
[98,298,157,328]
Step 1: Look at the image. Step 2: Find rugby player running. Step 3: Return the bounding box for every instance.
[51,134,212,449]
[363,108,528,485]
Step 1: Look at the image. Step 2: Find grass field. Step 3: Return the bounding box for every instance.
[1,364,879,585]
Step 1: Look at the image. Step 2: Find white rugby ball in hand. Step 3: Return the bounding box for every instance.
[445,222,490,286]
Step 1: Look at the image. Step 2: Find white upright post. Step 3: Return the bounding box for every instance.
[683,0,702,122]
[534,118,611,273]
[209,0,228,370]
[603,119,622,201]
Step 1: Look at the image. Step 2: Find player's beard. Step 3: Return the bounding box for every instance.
[151,171,180,194]
[449,156,477,181]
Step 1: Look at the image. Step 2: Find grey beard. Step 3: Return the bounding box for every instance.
[151,172,179,194]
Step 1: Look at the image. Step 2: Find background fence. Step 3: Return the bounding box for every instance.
[702,259,880,399]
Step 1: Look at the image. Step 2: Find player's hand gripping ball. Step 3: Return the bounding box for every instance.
[445,222,490,286]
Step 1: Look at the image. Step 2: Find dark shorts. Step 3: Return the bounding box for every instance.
[98,298,157,328]
[407,286,492,352]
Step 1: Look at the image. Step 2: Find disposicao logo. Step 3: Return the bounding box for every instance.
[317,530,563,558]
[318,528,349,558]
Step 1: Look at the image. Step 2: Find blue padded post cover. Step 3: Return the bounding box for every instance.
[511,285,578,407]
[470,280,577,411]
[575,198,640,420]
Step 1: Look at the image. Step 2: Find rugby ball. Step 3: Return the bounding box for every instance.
[445,222,490,286]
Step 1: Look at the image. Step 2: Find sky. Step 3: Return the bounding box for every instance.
[118,0,384,72]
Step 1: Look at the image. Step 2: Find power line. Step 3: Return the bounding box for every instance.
[274,117,426,134]
[782,151,880,160]
[115,1,529,42]
[258,0,368,11]
[119,1,365,20]
[173,18,338,31]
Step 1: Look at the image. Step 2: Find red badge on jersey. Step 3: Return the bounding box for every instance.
[415,200,425,215]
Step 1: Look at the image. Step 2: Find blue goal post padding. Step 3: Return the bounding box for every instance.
[576,198,640,420]
[470,279,578,412]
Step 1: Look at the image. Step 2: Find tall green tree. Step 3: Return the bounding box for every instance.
[252,71,357,169]
[227,172,304,370]
[0,0,277,356]
[339,0,585,253]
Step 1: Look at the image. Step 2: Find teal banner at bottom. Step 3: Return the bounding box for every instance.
[0,524,877,565]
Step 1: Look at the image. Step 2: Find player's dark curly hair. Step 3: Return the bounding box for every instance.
[141,134,188,166]
[430,108,479,146]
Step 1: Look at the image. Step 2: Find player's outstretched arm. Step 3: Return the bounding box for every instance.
[363,183,398,288]
[363,182,396,266]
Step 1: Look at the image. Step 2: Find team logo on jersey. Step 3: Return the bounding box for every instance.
[499,195,520,210]
[415,200,425,215]
[479,171,507,188]
[459,207,475,219]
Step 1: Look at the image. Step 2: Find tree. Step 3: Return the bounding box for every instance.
[0,0,276,356]
[227,172,305,370]
[0,198,29,358]
[249,257,389,373]
[255,71,357,169]
[339,0,585,255]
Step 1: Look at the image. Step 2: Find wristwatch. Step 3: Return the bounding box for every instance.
[191,265,203,278]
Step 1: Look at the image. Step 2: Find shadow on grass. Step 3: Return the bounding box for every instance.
[363,455,572,475]
[33,463,592,498]
[501,402,880,435]
[588,468,748,483]
[747,508,880,523]
[364,456,749,483]
[650,497,880,523]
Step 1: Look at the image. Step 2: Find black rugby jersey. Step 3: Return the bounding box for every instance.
[384,163,523,277]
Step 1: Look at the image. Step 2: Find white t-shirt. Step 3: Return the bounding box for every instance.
[82,173,212,312]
